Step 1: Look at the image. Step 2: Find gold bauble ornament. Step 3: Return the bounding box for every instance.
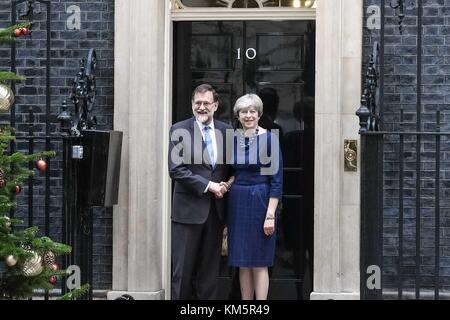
[5,255,17,267]
[0,84,14,113]
[22,251,44,277]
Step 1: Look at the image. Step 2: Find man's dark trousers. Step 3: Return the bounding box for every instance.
[171,201,222,300]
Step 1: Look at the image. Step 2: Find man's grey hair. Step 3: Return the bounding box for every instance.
[233,93,263,118]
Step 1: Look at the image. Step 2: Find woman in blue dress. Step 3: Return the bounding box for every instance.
[224,93,283,300]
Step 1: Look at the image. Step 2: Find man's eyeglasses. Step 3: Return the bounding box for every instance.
[194,101,215,108]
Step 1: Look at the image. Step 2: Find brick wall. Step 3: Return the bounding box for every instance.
[0,0,114,290]
[364,0,450,295]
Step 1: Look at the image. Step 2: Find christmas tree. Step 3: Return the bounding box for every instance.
[0,23,87,300]
[0,127,71,299]
[0,22,30,82]
[0,22,30,114]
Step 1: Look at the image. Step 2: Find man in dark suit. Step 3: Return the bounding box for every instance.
[168,84,232,300]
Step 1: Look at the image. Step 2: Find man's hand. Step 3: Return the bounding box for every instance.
[208,182,227,198]
[217,182,230,198]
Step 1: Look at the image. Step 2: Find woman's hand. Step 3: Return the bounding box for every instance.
[263,216,275,236]
[219,176,235,193]
[264,199,278,236]
[215,183,228,198]
[219,181,230,192]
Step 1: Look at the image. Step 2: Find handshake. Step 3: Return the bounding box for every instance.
[208,177,235,198]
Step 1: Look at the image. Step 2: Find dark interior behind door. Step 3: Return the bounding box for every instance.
[173,20,315,300]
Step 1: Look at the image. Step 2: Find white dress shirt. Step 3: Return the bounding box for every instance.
[196,119,218,193]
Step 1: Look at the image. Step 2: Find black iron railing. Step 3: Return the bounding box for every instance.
[8,0,98,300]
[359,0,450,300]
[360,127,449,300]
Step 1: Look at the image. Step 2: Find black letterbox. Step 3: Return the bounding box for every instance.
[81,130,123,207]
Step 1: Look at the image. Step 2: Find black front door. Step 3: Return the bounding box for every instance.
[173,20,315,300]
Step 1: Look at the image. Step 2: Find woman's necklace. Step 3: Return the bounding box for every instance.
[238,127,259,149]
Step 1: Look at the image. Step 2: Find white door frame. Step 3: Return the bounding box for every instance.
[163,1,318,300]
[170,8,316,21]
[111,0,362,300]
[165,0,363,300]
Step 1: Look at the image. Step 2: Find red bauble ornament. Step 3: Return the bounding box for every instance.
[36,159,47,171]
[21,27,29,35]
[14,185,22,194]
[50,263,59,271]
[49,276,57,284]
[14,29,21,37]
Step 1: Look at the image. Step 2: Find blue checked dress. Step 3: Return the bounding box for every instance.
[227,131,283,267]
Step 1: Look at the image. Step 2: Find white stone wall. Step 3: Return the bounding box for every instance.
[108,0,168,300]
[311,0,362,300]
